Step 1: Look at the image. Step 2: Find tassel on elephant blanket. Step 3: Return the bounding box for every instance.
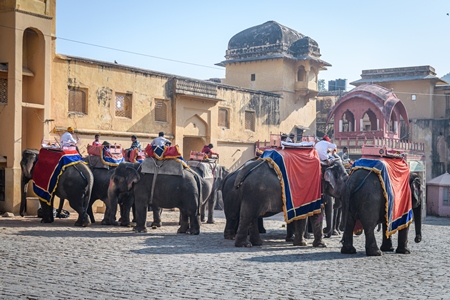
[259,148,322,223]
[32,148,85,205]
[350,158,413,238]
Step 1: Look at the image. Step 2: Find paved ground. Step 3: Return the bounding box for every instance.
[0,209,449,300]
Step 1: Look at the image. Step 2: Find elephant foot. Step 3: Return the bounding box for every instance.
[285,235,294,242]
[101,219,118,226]
[120,221,132,227]
[235,240,252,247]
[151,222,162,228]
[41,218,54,223]
[415,235,422,243]
[133,226,148,233]
[366,249,382,256]
[380,245,394,252]
[186,227,200,235]
[341,245,357,254]
[200,218,206,223]
[177,227,188,234]
[293,238,307,247]
[304,232,311,239]
[224,231,236,240]
[324,232,332,239]
[206,219,215,224]
[312,239,327,248]
[249,238,263,246]
[395,247,411,254]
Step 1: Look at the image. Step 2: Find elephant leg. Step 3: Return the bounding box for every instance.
[177,211,190,234]
[187,213,200,235]
[286,222,295,242]
[413,206,422,243]
[206,193,216,224]
[133,195,148,233]
[257,217,266,233]
[200,202,207,223]
[235,215,253,247]
[341,213,356,254]
[86,198,96,224]
[151,206,162,228]
[304,217,312,239]
[311,213,326,247]
[333,207,341,235]
[323,195,333,238]
[40,200,54,223]
[224,215,239,240]
[380,223,394,252]
[396,226,411,254]
[73,199,91,227]
[248,218,263,246]
[292,219,307,246]
[362,224,381,256]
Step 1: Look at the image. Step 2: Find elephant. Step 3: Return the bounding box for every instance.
[340,166,423,256]
[223,157,348,247]
[188,160,229,224]
[107,159,203,234]
[20,149,93,226]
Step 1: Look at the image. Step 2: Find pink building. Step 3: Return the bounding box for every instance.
[427,173,450,217]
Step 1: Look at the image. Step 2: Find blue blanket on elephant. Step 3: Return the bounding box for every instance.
[33,148,85,206]
[260,148,322,223]
[351,158,413,237]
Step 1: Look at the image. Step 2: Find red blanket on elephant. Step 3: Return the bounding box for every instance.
[259,147,322,223]
[32,148,85,205]
[351,157,413,237]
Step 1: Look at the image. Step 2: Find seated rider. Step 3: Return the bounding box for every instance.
[61,127,78,147]
[201,143,219,159]
[92,134,101,146]
[126,135,142,159]
[151,131,171,147]
[314,135,337,165]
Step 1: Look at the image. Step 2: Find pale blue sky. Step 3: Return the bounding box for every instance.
[56,0,450,89]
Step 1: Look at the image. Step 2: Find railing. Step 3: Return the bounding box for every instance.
[336,137,425,155]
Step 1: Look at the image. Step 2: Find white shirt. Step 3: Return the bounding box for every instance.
[151,136,171,147]
[61,132,77,147]
[314,140,337,161]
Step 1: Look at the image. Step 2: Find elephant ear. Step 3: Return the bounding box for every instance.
[125,167,140,190]
[324,169,336,190]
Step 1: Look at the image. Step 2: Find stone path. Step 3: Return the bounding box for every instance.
[0,210,449,299]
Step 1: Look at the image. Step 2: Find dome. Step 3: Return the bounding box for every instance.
[228,21,304,50]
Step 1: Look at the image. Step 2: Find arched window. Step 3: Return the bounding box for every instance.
[389,113,398,133]
[361,109,377,131]
[341,110,355,132]
[297,66,306,82]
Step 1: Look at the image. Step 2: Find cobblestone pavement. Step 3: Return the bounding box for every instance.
[0,210,449,300]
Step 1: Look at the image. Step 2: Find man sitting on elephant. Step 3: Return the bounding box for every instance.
[201,143,219,159]
[151,132,171,147]
[314,135,337,165]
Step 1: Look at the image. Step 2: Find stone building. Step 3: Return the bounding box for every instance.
[0,2,329,213]
[350,65,450,180]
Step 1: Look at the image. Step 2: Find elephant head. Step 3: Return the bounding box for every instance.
[20,149,39,216]
[323,158,348,204]
[110,163,140,194]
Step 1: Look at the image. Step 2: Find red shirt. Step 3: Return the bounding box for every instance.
[92,141,101,146]
[201,145,217,156]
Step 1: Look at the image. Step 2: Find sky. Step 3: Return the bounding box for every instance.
[56,1,450,90]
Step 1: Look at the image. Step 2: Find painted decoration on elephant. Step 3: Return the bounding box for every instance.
[87,145,124,166]
[32,148,86,205]
[351,158,413,237]
[259,148,322,223]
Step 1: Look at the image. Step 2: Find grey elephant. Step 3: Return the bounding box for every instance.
[188,160,229,224]
[85,156,137,226]
[107,159,203,234]
[20,149,93,226]
[340,159,423,256]
[223,157,348,247]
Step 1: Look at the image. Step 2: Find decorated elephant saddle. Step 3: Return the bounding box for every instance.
[87,145,124,167]
[350,158,413,237]
[258,148,322,223]
[141,157,186,176]
[187,160,216,179]
[32,148,85,205]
